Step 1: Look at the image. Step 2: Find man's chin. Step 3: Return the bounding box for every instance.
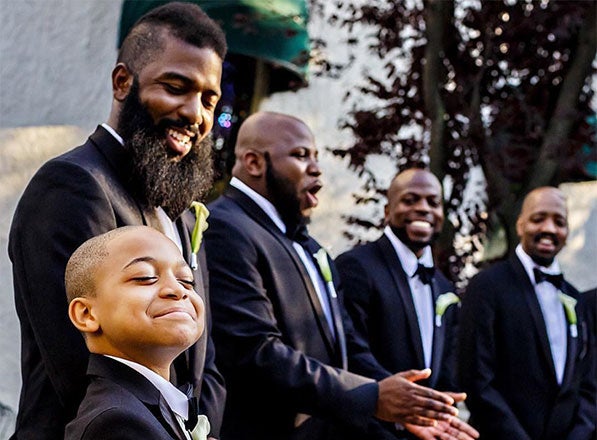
[531,253,556,267]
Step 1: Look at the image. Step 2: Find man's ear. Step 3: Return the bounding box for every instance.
[383,203,390,225]
[515,216,523,239]
[68,297,100,334]
[112,63,133,102]
[243,149,266,178]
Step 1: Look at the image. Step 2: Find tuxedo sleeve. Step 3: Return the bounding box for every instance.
[335,252,391,381]
[458,273,532,440]
[204,215,378,429]
[9,160,120,428]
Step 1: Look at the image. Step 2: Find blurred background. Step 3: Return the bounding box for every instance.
[1,1,595,436]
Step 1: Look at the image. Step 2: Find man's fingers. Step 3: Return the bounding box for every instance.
[449,416,480,438]
[412,383,457,407]
[403,414,438,427]
[445,391,467,403]
[397,368,432,383]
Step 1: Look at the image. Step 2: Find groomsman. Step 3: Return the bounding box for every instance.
[336,168,472,439]
[203,113,474,440]
[459,186,596,440]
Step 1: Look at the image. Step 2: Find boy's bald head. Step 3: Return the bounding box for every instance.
[65,226,142,303]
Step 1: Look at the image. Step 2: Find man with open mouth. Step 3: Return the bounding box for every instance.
[204,113,467,440]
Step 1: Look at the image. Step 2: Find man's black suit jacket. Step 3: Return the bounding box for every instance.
[8,126,225,439]
[65,354,188,439]
[335,234,459,392]
[459,255,595,440]
[204,187,393,440]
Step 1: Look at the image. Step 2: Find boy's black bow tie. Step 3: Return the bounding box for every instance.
[185,396,199,431]
[533,268,564,289]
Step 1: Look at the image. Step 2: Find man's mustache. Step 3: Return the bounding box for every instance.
[159,118,199,136]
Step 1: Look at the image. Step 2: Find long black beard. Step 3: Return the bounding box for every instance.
[265,153,307,235]
[117,80,214,219]
[390,225,439,253]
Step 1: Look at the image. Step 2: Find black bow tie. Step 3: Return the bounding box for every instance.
[414,264,435,285]
[179,382,199,432]
[533,268,564,289]
[287,223,310,245]
[185,396,199,431]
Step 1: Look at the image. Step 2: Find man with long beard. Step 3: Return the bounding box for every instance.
[335,168,475,439]
[203,112,477,440]
[8,3,226,439]
[459,186,595,439]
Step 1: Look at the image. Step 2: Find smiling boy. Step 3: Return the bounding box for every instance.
[64,226,208,440]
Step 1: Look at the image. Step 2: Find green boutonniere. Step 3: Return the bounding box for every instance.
[558,292,578,338]
[190,201,209,270]
[313,248,337,298]
[434,292,460,327]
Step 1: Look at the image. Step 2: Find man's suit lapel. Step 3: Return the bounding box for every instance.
[510,256,559,382]
[225,187,339,360]
[302,238,348,369]
[559,282,579,390]
[378,236,426,369]
[429,277,446,388]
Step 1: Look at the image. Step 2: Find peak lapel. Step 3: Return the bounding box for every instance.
[511,256,558,383]
[378,236,426,369]
[226,187,339,359]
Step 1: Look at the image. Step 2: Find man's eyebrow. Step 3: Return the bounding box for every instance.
[123,256,156,270]
[158,72,193,84]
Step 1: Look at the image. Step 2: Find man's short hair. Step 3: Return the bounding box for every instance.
[65,227,135,303]
[118,1,227,73]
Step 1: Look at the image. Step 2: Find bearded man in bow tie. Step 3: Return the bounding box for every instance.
[336,168,476,439]
[459,186,596,440]
[203,114,476,440]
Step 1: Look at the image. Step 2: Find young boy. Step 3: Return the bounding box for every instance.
[64,226,209,439]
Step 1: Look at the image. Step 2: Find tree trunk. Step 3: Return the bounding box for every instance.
[526,1,597,191]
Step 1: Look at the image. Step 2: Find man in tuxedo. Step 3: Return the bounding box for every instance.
[64,226,210,439]
[203,112,472,440]
[8,3,226,438]
[336,168,475,439]
[459,186,596,440]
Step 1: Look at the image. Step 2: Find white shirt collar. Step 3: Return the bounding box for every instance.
[515,243,561,285]
[229,177,286,233]
[384,225,434,276]
[100,122,124,145]
[105,355,189,420]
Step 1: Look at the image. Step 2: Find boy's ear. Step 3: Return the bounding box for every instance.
[68,297,100,334]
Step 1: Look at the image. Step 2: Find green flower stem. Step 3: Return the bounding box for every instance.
[434,292,460,327]
[190,201,209,270]
[314,248,332,283]
[558,292,578,338]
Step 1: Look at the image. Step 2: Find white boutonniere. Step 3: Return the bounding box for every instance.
[313,248,337,298]
[190,202,209,270]
[190,414,210,440]
[558,292,578,338]
[434,292,460,327]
